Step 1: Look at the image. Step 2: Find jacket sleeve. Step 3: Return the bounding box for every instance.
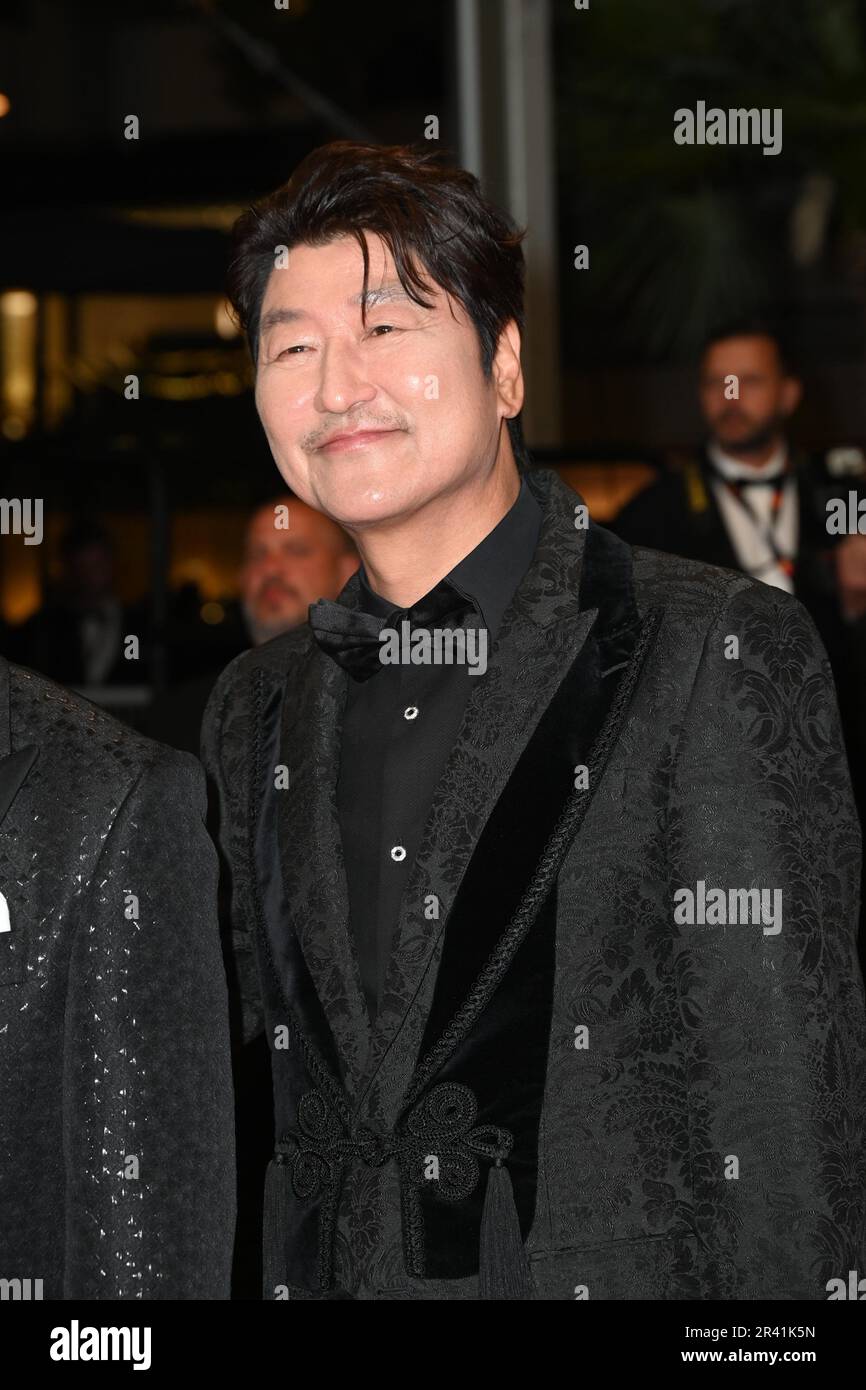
[62,748,237,1299]
[670,579,866,1298]
[200,659,266,1049]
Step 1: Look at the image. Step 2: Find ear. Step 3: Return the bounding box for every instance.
[780,374,802,418]
[494,319,524,420]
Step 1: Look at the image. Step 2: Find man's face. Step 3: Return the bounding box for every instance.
[240,501,357,642]
[699,335,801,453]
[253,233,519,530]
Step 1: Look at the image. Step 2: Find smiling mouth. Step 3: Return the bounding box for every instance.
[319,429,400,453]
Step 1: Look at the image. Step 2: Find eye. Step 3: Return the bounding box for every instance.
[275,344,309,359]
[368,324,398,337]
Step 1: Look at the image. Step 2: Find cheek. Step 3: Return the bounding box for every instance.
[256,383,319,492]
[394,362,446,420]
[740,384,766,412]
[255,375,309,440]
[401,356,484,433]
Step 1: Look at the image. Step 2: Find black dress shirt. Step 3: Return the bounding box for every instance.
[335,477,543,1022]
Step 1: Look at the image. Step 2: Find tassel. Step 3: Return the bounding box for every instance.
[478,1158,535,1300]
[262,1154,291,1299]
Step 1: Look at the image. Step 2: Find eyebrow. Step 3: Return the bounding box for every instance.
[259,282,414,335]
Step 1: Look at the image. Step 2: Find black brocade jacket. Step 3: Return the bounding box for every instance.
[0,658,236,1299]
[201,466,866,1300]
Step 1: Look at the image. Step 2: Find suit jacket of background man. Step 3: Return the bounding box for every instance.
[0,656,236,1299]
[201,465,866,1301]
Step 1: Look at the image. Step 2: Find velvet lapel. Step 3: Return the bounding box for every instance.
[357,468,605,1104]
[272,631,373,1100]
[397,503,656,1282]
[0,657,39,830]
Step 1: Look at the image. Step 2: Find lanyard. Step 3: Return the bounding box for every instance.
[720,469,796,581]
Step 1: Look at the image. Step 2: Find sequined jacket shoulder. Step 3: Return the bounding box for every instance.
[0,660,236,1299]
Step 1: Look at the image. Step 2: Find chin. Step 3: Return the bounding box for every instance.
[716,430,755,449]
[319,480,419,528]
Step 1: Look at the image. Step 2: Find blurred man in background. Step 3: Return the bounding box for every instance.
[13,518,143,687]
[613,322,866,968]
[614,322,866,633]
[240,493,359,645]
[147,494,357,754]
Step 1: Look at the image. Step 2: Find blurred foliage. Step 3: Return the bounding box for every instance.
[554,0,866,362]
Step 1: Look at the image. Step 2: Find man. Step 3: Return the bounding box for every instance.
[613,324,866,969]
[14,518,144,688]
[147,495,357,756]
[202,140,866,1300]
[612,325,866,767]
[0,653,235,1297]
[241,494,359,646]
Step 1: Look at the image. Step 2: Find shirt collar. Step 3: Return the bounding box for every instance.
[357,475,542,643]
[707,440,789,482]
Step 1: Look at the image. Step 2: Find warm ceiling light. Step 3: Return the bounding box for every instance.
[0,94,10,118]
[1,290,37,317]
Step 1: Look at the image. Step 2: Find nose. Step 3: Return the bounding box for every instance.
[314,335,377,418]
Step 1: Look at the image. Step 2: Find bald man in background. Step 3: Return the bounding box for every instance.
[240,495,360,647]
[148,495,357,754]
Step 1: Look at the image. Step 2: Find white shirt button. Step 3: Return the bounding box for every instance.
[404,706,419,720]
[390,845,407,862]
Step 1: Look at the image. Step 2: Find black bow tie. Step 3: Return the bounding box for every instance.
[707,461,789,488]
[308,580,477,682]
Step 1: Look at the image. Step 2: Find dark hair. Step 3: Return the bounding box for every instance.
[700,317,797,376]
[227,140,530,470]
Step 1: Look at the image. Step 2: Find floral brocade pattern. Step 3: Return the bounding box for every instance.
[544,563,866,1299]
[202,468,866,1299]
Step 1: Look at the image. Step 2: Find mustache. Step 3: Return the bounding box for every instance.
[252,580,299,601]
[715,407,753,424]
